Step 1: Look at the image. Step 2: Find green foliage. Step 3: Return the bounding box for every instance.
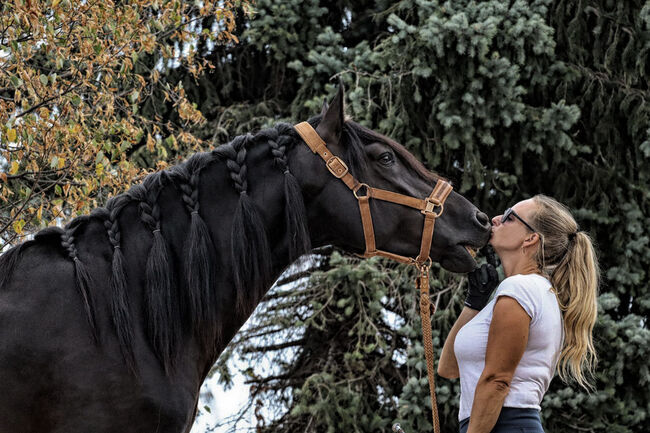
[154,0,647,431]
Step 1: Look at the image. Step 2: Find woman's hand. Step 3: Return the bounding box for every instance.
[465,248,500,310]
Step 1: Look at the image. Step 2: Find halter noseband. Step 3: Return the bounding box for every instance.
[294,122,453,267]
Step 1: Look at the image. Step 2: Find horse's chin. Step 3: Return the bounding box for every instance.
[438,245,478,273]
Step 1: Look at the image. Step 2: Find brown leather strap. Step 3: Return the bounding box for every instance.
[369,188,426,210]
[416,182,453,263]
[294,121,329,156]
[294,121,359,190]
[357,195,376,254]
[359,249,415,264]
[416,215,437,264]
[430,180,453,205]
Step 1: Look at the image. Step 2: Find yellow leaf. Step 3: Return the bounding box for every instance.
[37,204,43,220]
[9,161,19,175]
[53,0,61,8]
[7,128,17,142]
[96,163,104,176]
[146,133,155,152]
[13,219,25,235]
[58,157,65,169]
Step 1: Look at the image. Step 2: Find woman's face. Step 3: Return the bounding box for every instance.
[489,198,538,253]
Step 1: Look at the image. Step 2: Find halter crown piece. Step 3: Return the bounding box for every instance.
[294,121,452,433]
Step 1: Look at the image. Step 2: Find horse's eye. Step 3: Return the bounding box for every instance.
[378,152,394,166]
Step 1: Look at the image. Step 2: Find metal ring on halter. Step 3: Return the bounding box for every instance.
[353,183,370,199]
[417,256,433,271]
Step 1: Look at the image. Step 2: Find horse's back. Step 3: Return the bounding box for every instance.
[0,240,194,433]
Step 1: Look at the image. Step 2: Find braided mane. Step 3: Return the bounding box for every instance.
[0,117,430,375]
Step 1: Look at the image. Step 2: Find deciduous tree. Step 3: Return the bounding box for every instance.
[0,0,248,245]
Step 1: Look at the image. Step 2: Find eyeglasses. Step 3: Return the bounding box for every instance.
[502,207,536,233]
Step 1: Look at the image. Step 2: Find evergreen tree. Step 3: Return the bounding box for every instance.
[122,1,647,432]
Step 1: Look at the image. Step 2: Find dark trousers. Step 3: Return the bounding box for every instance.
[459,407,544,433]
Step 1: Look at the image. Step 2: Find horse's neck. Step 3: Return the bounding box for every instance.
[134,133,301,377]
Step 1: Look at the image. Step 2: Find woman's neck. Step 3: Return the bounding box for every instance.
[501,252,540,278]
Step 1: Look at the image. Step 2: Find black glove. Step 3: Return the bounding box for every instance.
[465,246,500,311]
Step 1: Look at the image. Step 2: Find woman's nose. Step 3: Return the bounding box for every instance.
[491,215,501,226]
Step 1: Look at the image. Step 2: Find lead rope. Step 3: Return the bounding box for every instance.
[416,262,441,433]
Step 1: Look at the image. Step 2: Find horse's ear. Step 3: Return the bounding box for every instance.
[316,83,345,145]
[320,98,329,116]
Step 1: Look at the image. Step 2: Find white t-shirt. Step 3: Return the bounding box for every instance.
[454,274,563,421]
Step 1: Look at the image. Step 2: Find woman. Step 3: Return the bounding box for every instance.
[438,195,599,433]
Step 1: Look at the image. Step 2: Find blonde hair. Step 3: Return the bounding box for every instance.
[530,195,599,390]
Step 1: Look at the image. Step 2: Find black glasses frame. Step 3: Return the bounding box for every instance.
[502,207,537,233]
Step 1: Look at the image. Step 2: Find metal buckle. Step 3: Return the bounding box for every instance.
[326,156,349,179]
[421,198,443,217]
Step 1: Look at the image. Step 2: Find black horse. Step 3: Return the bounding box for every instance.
[0,85,491,433]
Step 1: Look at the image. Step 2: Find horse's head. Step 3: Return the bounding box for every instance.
[290,85,491,273]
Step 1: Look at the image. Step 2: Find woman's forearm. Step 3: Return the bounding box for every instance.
[466,375,510,433]
[438,306,479,378]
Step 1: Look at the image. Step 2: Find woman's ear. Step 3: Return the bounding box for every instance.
[524,232,541,247]
[316,83,345,146]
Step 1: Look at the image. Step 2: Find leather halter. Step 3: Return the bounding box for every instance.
[294,121,453,266]
[294,121,450,433]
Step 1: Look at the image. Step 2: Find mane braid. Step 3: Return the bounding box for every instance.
[223,134,271,314]
[101,196,137,374]
[128,177,181,374]
[174,156,219,350]
[61,226,99,342]
[260,124,311,260]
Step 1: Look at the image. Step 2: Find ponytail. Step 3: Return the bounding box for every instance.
[531,195,600,390]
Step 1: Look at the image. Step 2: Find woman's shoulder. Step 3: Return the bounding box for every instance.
[500,273,552,290]
[495,274,554,321]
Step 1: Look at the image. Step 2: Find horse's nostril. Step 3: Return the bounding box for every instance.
[475,210,490,227]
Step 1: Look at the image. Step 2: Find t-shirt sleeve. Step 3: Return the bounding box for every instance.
[494,276,542,323]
